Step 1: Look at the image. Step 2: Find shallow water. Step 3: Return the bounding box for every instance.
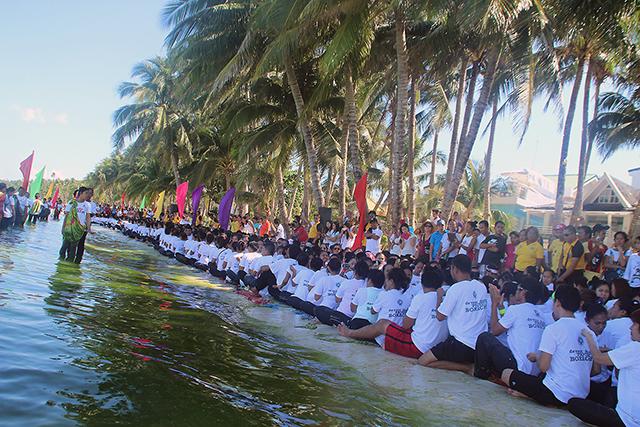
[0,222,582,427]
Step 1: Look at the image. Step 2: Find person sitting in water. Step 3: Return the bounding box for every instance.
[287,255,324,312]
[311,257,344,317]
[566,308,640,427]
[242,240,276,297]
[474,277,547,380]
[499,285,598,407]
[338,265,449,359]
[267,244,302,301]
[337,267,412,347]
[417,254,488,373]
[344,269,385,330]
[315,260,369,326]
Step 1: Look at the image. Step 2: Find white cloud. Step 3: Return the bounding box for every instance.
[10,105,69,125]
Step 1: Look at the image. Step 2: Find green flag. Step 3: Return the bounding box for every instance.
[28,166,45,196]
[140,194,147,209]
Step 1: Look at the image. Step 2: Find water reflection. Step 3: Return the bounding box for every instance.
[35,227,407,426]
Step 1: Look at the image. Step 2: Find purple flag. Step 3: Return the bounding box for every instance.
[218,187,236,230]
[191,184,205,226]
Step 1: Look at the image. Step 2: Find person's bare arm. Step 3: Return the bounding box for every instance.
[403,316,416,330]
[537,352,552,373]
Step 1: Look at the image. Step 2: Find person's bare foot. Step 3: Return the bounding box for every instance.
[506,388,528,399]
[337,323,351,337]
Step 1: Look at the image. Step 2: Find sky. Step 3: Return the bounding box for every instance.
[1,1,638,185]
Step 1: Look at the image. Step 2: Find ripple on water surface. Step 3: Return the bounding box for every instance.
[0,223,419,427]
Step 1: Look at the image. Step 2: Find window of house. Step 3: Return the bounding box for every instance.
[596,186,619,204]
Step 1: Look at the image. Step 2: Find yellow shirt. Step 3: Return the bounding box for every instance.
[515,241,544,271]
[230,220,240,233]
[548,239,564,273]
[308,222,318,239]
[562,240,587,271]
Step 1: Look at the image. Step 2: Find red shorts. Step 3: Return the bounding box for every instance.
[384,323,422,359]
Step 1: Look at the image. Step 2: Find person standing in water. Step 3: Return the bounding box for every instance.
[73,188,94,263]
[59,187,91,263]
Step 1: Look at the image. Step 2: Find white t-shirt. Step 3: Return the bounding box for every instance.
[351,287,382,323]
[173,239,186,255]
[458,234,474,256]
[65,201,90,226]
[291,267,315,300]
[605,317,633,349]
[605,247,632,263]
[271,258,297,291]
[476,233,488,263]
[365,228,383,254]
[440,232,460,258]
[373,288,412,346]
[335,278,366,317]
[306,269,328,304]
[437,279,488,349]
[314,275,344,309]
[216,248,231,270]
[406,291,449,353]
[623,253,640,287]
[250,255,274,273]
[240,251,261,270]
[3,196,15,218]
[499,302,548,374]
[539,317,594,403]
[608,340,640,427]
[276,224,286,240]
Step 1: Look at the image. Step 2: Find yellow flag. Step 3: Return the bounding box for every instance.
[45,181,54,199]
[154,191,165,220]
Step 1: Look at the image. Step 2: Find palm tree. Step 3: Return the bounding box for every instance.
[591,91,640,236]
[112,57,192,186]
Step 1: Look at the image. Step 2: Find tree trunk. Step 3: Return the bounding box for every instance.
[284,56,325,208]
[302,165,310,220]
[430,131,439,189]
[445,59,467,184]
[585,77,601,176]
[338,114,349,219]
[345,67,362,182]
[407,76,417,227]
[483,98,498,220]
[288,161,303,219]
[374,190,388,212]
[390,7,409,226]
[170,145,181,186]
[459,61,479,149]
[571,56,593,224]
[553,54,585,224]
[326,166,337,203]
[241,182,249,215]
[442,47,500,221]
[276,164,290,232]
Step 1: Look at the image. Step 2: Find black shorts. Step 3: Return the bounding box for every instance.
[508,370,563,407]
[431,336,475,363]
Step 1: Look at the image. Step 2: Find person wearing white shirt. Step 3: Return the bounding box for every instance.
[287,256,324,312]
[266,245,302,301]
[474,278,547,380]
[416,255,488,373]
[567,309,640,427]
[311,258,343,310]
[500,285,598,407]
[606,298,640,348]
[243,241,276,297]
[623,250,640,288]
[337,267,413,347]
[340,266,449,359]
[364,219,383,254]
[315,260,368,326]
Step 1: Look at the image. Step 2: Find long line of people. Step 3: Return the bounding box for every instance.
[92,208,640,427]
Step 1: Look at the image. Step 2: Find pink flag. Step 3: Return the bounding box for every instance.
[19,151,34,191]
[51,187,60,206]
[176,181,189,218]
[351,174,368,251]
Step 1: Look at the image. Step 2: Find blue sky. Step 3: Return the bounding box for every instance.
[1,1,638,185]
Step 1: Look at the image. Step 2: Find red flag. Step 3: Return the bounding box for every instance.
[19,151,34,191]
[51,187,60,206]
[121,192,126,210]
[176,181,189,218]
[351,174,368,251]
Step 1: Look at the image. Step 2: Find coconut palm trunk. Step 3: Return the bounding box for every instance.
[430,131,439,189]
[407,76,417,226]
[483,98,498,220]
[571,56,593,224]
[284,56,325,208]
[288,162,303,219]
[345,68,362,182]
[442,47,500,221]
[275,164,290,229]
[445,59,467,183]
[459,61,479,151]
[170,144,181,186]
[390,7,409,226]
[585,76,602,175]
[338,115,349,219]
[302,165,310,220]
[553,55,586,224]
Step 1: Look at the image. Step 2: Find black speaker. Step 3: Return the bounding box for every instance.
[319,207,332,232]
[169,203,178,215]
